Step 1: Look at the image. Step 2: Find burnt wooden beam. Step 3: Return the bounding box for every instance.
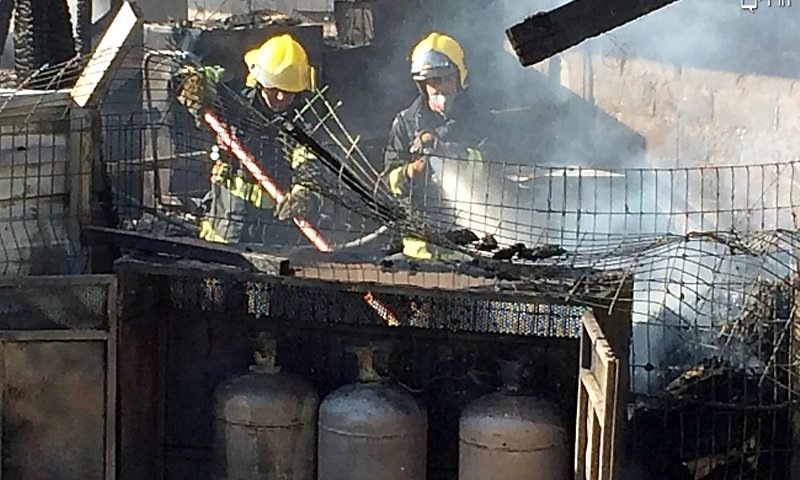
[505,0,681,67]
[82,226,291,275]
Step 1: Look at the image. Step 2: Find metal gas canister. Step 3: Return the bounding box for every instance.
[212,333,319,480]
[317,344,427,480]
[459,359,569,480]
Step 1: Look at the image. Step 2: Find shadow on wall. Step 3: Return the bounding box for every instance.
[322,0,645,169]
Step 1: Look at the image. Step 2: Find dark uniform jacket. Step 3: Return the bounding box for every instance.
[383,89,490,174]
[200,87,304,245]
[382,89,495,259]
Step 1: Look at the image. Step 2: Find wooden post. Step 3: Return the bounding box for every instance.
[67,106,94,271]
[591,278,633,479]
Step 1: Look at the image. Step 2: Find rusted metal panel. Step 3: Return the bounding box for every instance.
[4,341,106,478]
[0,274,117,479]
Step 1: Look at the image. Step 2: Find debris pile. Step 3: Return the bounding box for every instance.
[630,357,793,480]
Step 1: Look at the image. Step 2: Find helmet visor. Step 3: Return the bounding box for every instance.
[411,50,458,82]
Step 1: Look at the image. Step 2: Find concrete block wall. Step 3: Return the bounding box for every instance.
[553,50,799,169]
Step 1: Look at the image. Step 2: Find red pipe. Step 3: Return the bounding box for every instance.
[202,110,333,253]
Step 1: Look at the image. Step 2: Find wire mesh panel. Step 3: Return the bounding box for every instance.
[0,90,92,275]
[3,24,800,478]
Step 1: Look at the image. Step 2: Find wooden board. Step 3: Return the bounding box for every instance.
[71,2,143,108]
[506,0,680,67]
[293,262,493,290]
[0,90,72,123]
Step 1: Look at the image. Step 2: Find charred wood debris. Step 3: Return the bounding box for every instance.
[629,280,797,480]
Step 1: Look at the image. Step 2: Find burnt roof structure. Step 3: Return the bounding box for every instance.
[505,0,681,67]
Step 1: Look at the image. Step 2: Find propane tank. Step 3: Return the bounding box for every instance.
[459,358,569,480]
[318,344,427,480]
[212,333,319,480]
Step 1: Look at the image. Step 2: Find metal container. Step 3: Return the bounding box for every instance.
[318,345,427,480]
[459,360,569,480]
[212,334,319,480]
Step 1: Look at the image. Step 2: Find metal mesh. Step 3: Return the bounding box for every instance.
[0,280,109,330]
[164,275,584,338]
[2,40,800,479]
[0,96,87,276]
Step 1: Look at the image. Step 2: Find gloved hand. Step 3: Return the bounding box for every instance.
[275,186,310,220]
[405,130,438,178]
[175,65,226,123]
[409,130,439,157]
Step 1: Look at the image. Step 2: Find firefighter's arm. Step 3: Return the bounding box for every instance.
[275,145,318,220]
[383,115,412,175]
[175,65,226,123]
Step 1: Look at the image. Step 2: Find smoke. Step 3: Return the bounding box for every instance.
[406,0,800,395]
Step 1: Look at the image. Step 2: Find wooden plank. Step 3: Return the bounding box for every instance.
[581,310,604,344]
[0,330,108,341]
[0,90,72,122]
[586,406,600,480]
[294,262,492,290]
[105,276,118,479]
[598,355,617,480]
[82,226,290,274]
[505,0,680,67]
[580,369,605,428]
[111,255,572,307]
[575,383,589,479]
[71,2,143,108]
[67,108,92,269]
[0,273,115,287]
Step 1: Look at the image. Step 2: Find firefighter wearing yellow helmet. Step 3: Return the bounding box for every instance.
[198,34,320,245]
[383,32,490,260]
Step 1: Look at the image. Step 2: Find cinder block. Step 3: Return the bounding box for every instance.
[777,93,800,131]
[713,90,777,131]
[619,78,656,116]
[736,74,794,97]
[707,130,744,165]
[653,84,678,122]
[677,127,710,164]
[559,51,588,97]
[677,89,714,124]
[592,75,625,113]
[618,113,678,160]
[680,67,740,91]
[739,131,800,164]
[622,57,681,83]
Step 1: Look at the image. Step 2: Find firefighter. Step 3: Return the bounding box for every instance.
[383,32,491,260]
[197,33,318,245]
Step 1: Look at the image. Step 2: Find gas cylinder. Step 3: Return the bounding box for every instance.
[317,344,427,480]
[212,333,319,480]
[459,359,569,480]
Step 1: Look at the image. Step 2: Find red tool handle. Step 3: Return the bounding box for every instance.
[202,111,333,253]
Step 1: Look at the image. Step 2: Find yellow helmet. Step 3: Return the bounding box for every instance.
[410,32,468,87]
[243,34,315,93]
